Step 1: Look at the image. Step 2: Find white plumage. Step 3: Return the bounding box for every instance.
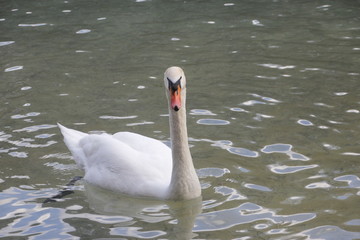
[59,124,172,198]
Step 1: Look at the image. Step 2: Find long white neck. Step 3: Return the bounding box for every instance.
[167,88,201,200]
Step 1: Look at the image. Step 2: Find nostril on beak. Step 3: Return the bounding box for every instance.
[174,106,179,111]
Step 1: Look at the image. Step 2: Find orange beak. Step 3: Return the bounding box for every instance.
[170,87,181,111]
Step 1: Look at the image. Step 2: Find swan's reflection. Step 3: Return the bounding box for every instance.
[85,184,202,239]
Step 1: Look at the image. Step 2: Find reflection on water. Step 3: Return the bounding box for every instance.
[85,184,202,239]
[1,0,360,239]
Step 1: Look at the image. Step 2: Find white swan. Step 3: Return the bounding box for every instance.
[58,66,201,200]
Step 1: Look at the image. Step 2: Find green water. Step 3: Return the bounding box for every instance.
[1,0,359,239]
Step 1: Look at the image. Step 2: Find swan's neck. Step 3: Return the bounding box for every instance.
[167,89,201,200]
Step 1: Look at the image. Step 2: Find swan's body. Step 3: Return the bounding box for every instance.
[58,67,201,200]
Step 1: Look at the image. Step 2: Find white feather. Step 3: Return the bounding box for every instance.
[58,123,172,198]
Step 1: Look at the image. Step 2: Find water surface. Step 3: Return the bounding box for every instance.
[1,0,360,239]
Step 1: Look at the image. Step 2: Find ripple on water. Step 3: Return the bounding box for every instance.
[346,109,359,113]
[195,202,316,232]
[285,225,360,239]
[314,102,334,108]
[99,115,137,120]
[11,112,41,119]
[281,196,306,205]
[261,143,310,161]
[44,161,78,171]
[268,164,318,174]
[229,107,249,113]
[21,86,32,91]
[204,139,259,158]
[240,93,281,106]
[126,121,154,126]
[305,181,332,189]
[110,228,165,239]
[0,187,143,239]
[262,143,292,153]
[18,23,47,27]
[5,65,23,72]
[35,133,55,139]
[322,143,340,150]
[227,147,259,158]
[334,175,360,189]
[197,167,230,178]
[214,186,247,201]
[76,29,91,34]
[241,100,267,106]
[0,41,15,46]
[257,63,296,70]
[0,187,75,239]
[196,119,230,125]
[244,183,272,192]
[297,119,314,126]
[249,93,281,103]
[341,152,360,156]
[8,151,28,158]
[345,219,360,226]
[253,113,274,121]
[13,124,57,133]
[190,109,217,116]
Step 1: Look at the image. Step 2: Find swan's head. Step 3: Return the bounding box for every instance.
[164,66,186,112]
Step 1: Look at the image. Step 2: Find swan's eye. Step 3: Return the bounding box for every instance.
[167,76,182,91]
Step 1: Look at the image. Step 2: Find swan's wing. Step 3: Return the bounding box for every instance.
[79,133,172,197]
[113,131,171,157]
[112,131,172,183]
[58,124,173,198]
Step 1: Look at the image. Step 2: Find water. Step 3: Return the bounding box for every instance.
[1,0,360,239]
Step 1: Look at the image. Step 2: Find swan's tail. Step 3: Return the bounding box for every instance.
[58,123,88,169]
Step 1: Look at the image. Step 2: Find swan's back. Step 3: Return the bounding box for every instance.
[58,124,173,198]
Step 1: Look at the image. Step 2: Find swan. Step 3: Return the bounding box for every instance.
[58,66,201,200]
